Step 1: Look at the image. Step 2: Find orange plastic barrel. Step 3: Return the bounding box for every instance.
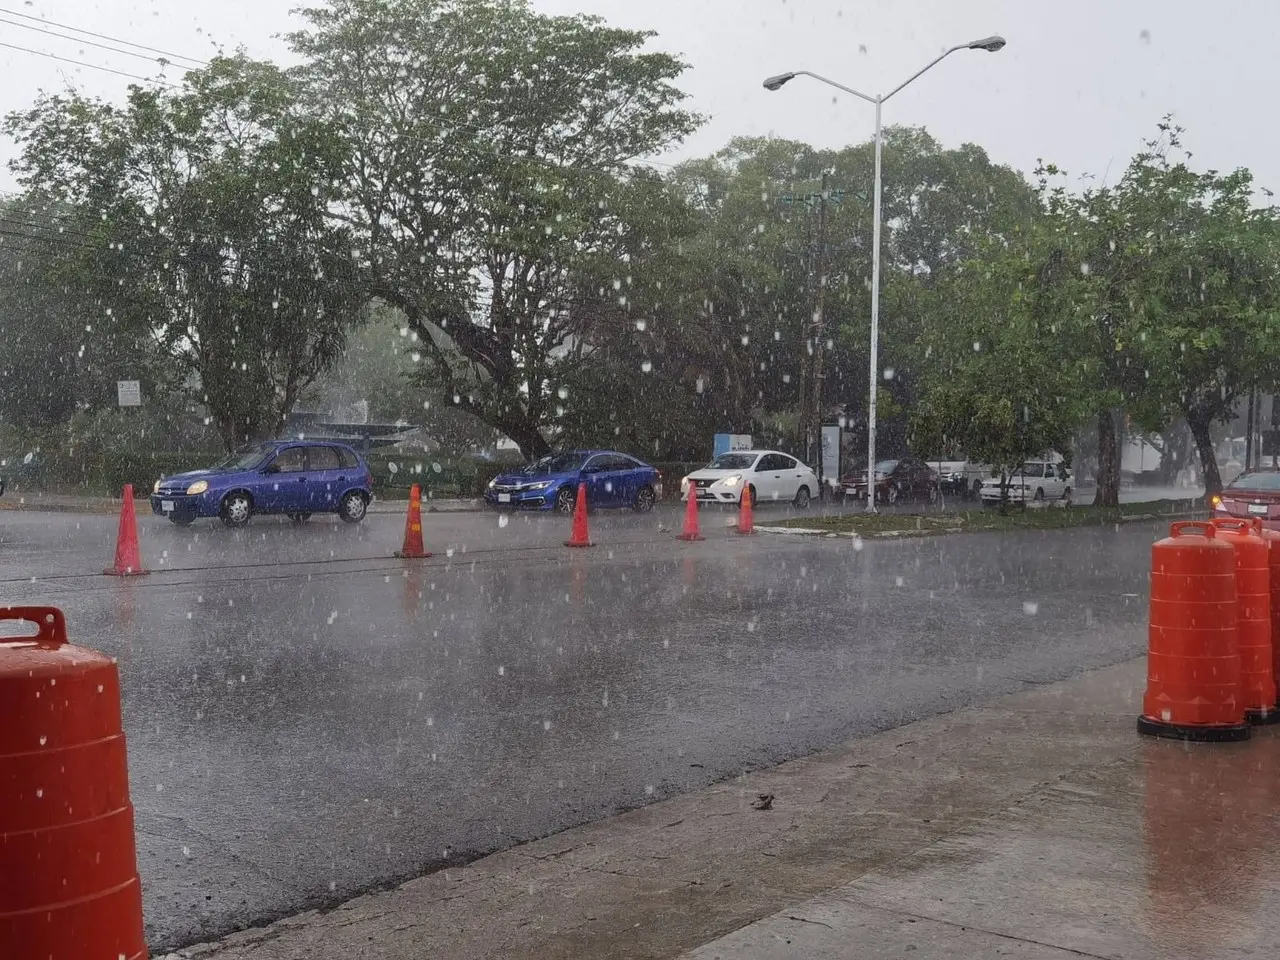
[1140,521,1249,741]
[1253,518,1280,713]
[0,606,147,960]
[1211,518,1278,724]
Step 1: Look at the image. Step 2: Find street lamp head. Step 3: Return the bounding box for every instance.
[762,72,797,91]
[968,35,1007,52]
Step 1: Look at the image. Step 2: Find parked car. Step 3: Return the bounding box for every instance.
[927,457,993,499]
[151,440,374,527]
[979,459,1072,506]
[485,450,662,513]
[841,458,939,505]
[1211,470,1280,530]
[681,450,818,509]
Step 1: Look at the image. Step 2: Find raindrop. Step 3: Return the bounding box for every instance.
[1080,262,1091,276]
[1022,601,1040,616]
[182,846,191,857]
[557,385,569,400]
[972,342,982,353]
[641,360,653,373]
[498,666,506,676]
[39,735,46,746]
[543,719,553,731]
[634,319,647,332]
[498,514,509,528]
[645,785,655,796]
[883,367,895,381]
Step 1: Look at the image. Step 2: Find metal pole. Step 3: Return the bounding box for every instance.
[866,95,884,514]
[812,171,829,497]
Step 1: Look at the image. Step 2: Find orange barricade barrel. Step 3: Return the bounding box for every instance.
[1211,518,1278,724]
[1140,521,1249,741]
[0,606,147,960]
[1254,518,1280,713]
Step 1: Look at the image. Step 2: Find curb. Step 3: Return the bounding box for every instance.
[755,510,1207,541]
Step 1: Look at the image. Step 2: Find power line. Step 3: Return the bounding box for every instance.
[0,39,177,86]
[0,5,207,67]
[0,15,204,70]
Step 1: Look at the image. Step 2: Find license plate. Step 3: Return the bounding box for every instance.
[161,500,175,512]
[1249,503,1268,515]
[498,493,511,503]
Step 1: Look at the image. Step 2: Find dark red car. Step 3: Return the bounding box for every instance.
[1212,470,1280,530]
[840,457,940,505]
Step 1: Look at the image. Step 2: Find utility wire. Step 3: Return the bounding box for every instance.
[0,39,177,86]
[0,5,207,66]
[0,14,204,69]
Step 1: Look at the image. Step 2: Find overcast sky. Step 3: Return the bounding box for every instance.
[0,0,1274,193]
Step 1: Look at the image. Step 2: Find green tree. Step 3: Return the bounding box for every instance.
[288,0,700,458]
[4,55,367,450]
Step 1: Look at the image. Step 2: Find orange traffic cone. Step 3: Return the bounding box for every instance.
[395,484,432,558]
[565,482,593,548]
[735,484,754,536]
[104,484,148,576]
[677,488,704,541]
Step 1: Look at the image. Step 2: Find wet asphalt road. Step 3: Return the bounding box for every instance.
[0,503,1155,951]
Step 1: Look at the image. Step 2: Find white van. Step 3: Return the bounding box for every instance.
[979,459,1073,506]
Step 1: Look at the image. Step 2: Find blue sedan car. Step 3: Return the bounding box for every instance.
[151,440,374,527]
[484,450,663,513]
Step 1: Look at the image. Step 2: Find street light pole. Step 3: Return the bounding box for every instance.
[764,36,1006,513]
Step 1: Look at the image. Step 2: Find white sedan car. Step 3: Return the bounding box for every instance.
[682,450,818,509]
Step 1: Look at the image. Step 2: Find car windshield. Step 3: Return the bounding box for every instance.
[706,453,757,470]
[874,460,899,473]
[525,452,588,474]
[210,444,274,471]
[1228,472,1280,491]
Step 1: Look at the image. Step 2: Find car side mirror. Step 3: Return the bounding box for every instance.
[263,463,280,475]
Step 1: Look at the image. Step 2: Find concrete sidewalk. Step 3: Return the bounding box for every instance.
[157,657,1280,960]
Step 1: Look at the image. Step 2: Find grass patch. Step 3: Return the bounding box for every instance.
[776,498,1206,538]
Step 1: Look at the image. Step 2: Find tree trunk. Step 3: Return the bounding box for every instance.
[1093,409,1120,507]
[1187,411,1222,497]
[503,419,551,461]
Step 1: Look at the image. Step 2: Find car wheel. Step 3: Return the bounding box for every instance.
[169,514,195,527]
[288,512,313,524]
[1033,488,1045,502]
[339,491,368,524]
[220,492,253,528]
[632,485,656,513]
[793,486,811,510]
[746,484,758,507]
[555,486,576,514]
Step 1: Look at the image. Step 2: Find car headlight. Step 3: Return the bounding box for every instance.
[680,476,690,491]
[526,481,551,491]
[723,475,742,487]
[153,480,161,494]
[186,480,209,495]
[488,477,498,489]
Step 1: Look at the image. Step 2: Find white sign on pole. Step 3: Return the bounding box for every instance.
[117,380,142,407]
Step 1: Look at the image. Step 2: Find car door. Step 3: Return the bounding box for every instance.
[305,445,344,511]
[753,454,785,502]
[1044,462,1067,499]
[582,454,616,507]
[260,445,309,514]
[775,454,802,500]
[613,455,645,506]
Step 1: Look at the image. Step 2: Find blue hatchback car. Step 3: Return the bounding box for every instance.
[151,440,374,527]
[484,450,663,513]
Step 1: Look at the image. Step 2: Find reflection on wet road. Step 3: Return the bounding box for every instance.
[0,507,1153,950]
